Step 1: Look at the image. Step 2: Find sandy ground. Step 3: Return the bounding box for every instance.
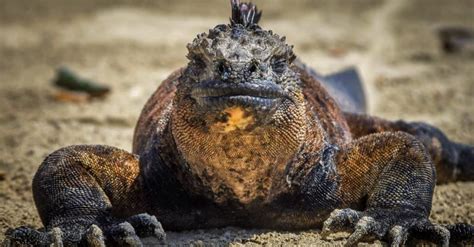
[0,0,473,245]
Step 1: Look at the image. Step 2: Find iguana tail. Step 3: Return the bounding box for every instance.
[293,59,367,114]
[454,142,474,181]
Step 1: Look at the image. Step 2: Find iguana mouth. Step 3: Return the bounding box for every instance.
[191,80,286,109]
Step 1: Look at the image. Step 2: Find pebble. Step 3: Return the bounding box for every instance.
[0,170,6,181]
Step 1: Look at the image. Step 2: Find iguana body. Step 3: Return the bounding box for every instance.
[5,1,474,246]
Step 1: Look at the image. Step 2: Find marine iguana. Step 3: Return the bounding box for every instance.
[5,1,474,246]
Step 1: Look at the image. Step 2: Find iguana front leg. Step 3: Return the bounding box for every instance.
[321,132,472,246]
[4,145,165,246]
[344,112,474,183]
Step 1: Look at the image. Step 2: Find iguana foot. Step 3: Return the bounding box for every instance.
[4,226,55,247]
[125,213,166,241]
[4,213,165,247]
[107,213,166,246]
[321,208,450,247]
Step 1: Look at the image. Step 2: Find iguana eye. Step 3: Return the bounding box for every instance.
[248,61,258,73]
[217,61,230,74]
[192,57,206,69]
[272,58,286,74]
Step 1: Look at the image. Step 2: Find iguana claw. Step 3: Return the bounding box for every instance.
[322,208,450,247]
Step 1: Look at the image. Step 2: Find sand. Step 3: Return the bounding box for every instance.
[0,0,473,245]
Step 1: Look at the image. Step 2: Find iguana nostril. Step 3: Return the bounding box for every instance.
[218,62,228,74]
[249,63,258,73]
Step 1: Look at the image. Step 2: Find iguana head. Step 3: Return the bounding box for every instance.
[173,0,305,134]
[171,0,307,203]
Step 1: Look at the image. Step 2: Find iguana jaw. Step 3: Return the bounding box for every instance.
[191,79,287,113]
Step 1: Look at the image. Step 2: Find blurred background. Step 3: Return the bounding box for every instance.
[1,0,473,245]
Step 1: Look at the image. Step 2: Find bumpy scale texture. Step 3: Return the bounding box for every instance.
[4,1,474,246]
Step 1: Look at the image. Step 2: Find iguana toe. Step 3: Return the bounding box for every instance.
[126,213,166,241]
[388,225,408,247]
[321,208,361,239]
[344,215,386,247]
[408,221,450,247]
[85,224,105,247]
[106,222,143,247]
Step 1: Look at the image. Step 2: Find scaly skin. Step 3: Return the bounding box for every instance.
[5,1,474,246]
[343,112,474,183]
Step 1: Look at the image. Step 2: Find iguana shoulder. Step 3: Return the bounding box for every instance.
[133,68,183,154]
[294,64,352,145]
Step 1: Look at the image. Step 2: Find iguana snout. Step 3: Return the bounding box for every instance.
[190,79,288,131]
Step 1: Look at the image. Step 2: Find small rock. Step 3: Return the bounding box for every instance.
[437,26,474,54]
[53,66,111,98]
[410,52,434,62]
[0,170,6,181]
[328,47,348,57]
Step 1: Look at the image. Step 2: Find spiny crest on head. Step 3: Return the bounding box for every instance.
[230,0,262,28]
[186,1,295,64]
